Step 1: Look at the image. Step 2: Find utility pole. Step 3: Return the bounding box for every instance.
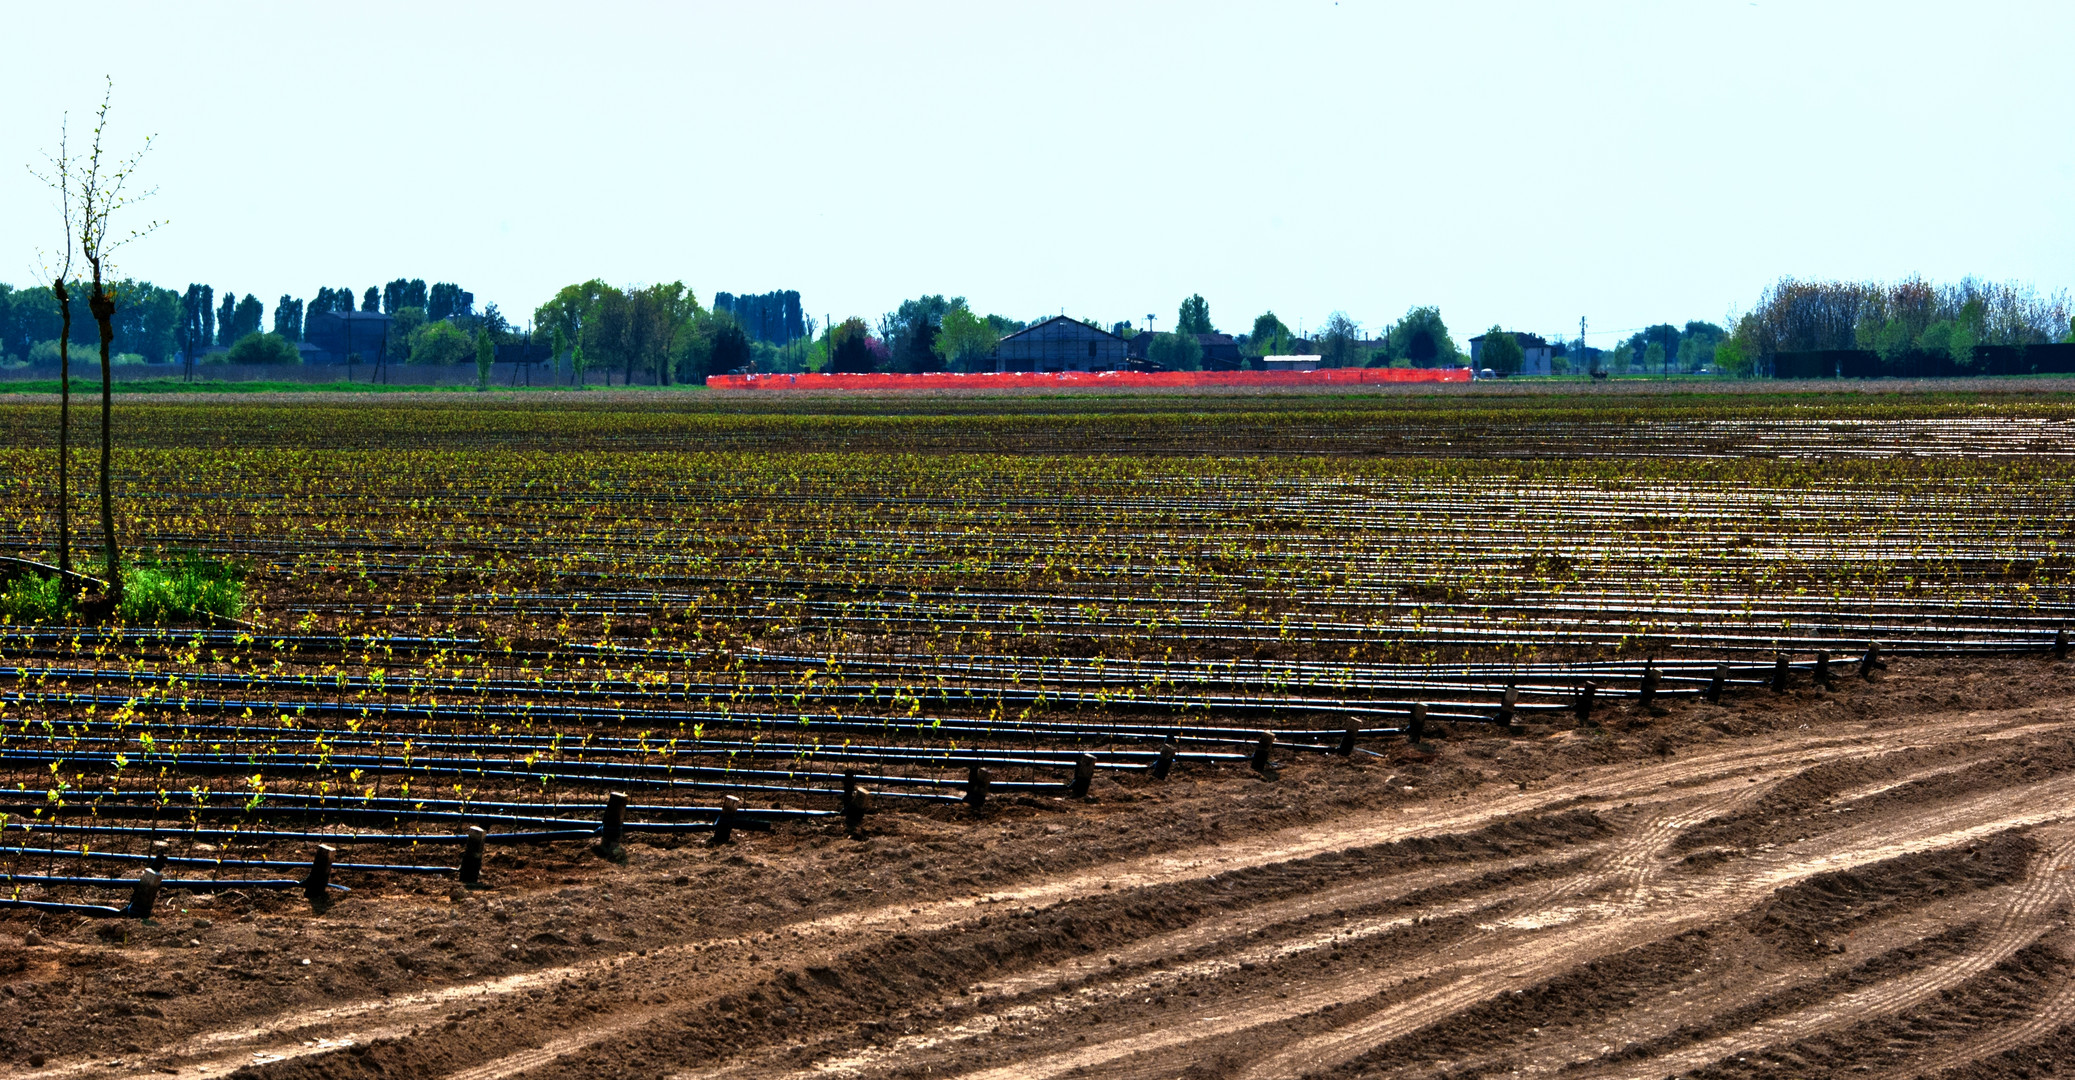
[1579,316,1588,375]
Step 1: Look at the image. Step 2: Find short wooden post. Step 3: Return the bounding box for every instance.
[1860,642,1885,679]
[965,765,991,810]
[303,845,334,907]
[1335,719,1359,757]
[150,840,170,872]
[1813,650,1833,688]
[600,791,628,852]
[1070,754,1096,798]
[1771,653,1790,693]
[1250,732,1275,773]
[712,795,741,845]
[843,784,869,834]
[459,826,486,885]
[126,868,162,920]
[1496,684,1518,728]
[1576,682,1597,727]
[1407,703,1428,746]
[1706,664,1727,703]
[1152,741,1177,781]
[1638,665,1661,710]
[2057,628,2068,661]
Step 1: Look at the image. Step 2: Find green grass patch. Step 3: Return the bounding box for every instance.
[0,554,246,624]
[0,572,71,622]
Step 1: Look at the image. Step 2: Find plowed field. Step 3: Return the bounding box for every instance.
[1,387,2073,1079]
[2,658,2070,1080]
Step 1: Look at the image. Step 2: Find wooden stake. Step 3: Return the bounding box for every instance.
[600,791,628,853]
[459,826,486,886]
[1638,665,1661,709]
[150,840,169,872]
[843,783,869,835]
[2057,628,2068,661]
[1152,741,1177,781]
[1496,684,1518,729]
[303,845,334,907]
[1576,682,1597,727]
[1251,732,1275,773]
[126,868,161,920]
[712,795,741,845]
[1070,754,1096,798]
[1860,641,1885,679]
[1706,664,1727,703]
[965,765,991,810]
[1335,719,1359,757]
[1408,703,1428,746]
[1771,653,1790,693]
[1814,650,1833,688]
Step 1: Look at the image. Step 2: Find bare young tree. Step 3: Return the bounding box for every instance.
[26,116,79,584]
[73,79,162,610]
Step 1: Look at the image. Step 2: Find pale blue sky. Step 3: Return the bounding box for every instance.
[4,1,2070,345]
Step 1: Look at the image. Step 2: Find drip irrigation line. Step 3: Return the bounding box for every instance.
[0,874,346,893]
[0,845,453,874]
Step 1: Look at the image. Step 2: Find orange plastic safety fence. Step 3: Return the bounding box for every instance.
[705,368,1472,390]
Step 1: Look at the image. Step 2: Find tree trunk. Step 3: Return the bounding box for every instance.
[90,284,120,608]
[54,280,72,581]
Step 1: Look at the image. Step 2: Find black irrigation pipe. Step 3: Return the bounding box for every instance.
[1,822,600,845]
[0,845,454,874]
[0,709,1251,767]
[0,688,1574,745]
[0,874,346,893]
[0,897,125,917]
[0,789,829,824]
[0,663,1528,721]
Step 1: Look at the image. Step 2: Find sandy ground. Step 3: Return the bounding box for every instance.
[3,655,2073,1080]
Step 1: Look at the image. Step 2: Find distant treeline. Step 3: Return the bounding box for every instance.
[713,290,805,345]
[1736,277,2073,361]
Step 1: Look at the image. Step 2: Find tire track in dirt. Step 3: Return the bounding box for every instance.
[1576,829,2075,1080]
[694,744,2075,1080]
[1103,775,2075,1080]
[26,707,2068,1080]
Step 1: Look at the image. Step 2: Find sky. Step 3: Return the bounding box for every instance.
[2,0,2071,346]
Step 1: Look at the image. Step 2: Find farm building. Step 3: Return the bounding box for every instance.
[303,310,395,365]
[996,316,1128,373]
[1468,331,1554,376]
[1125,331,1245,370]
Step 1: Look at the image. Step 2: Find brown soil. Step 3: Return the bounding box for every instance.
[4,656,2075,1080]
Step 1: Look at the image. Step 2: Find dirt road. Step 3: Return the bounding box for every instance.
[4,657,2072,1080]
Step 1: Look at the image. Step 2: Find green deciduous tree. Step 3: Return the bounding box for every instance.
[881,295,955,373]
[1643,341,1667,375]
[1177,294,1213,335]
[934,303,999,371]
[1479,326,1524,374]
[1713,336,1752,378]
[829,317,875,373]
[1247,311,1292,357]
[225,331,300,365]
[273,295,303,340]
[475,326,494,389]
[408,320,474,365]
[1379,306,1463,368]
[1319,312,1362,368]
[1147,331,1203,370]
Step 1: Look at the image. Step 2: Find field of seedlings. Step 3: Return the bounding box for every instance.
[1,385,2073,1080]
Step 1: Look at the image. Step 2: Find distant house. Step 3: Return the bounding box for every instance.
[1124,332,1244,370]
[996,316,1128,373]
[1468,331,1554,376]
[303,311,395,365]
[1259,356,1322,371]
